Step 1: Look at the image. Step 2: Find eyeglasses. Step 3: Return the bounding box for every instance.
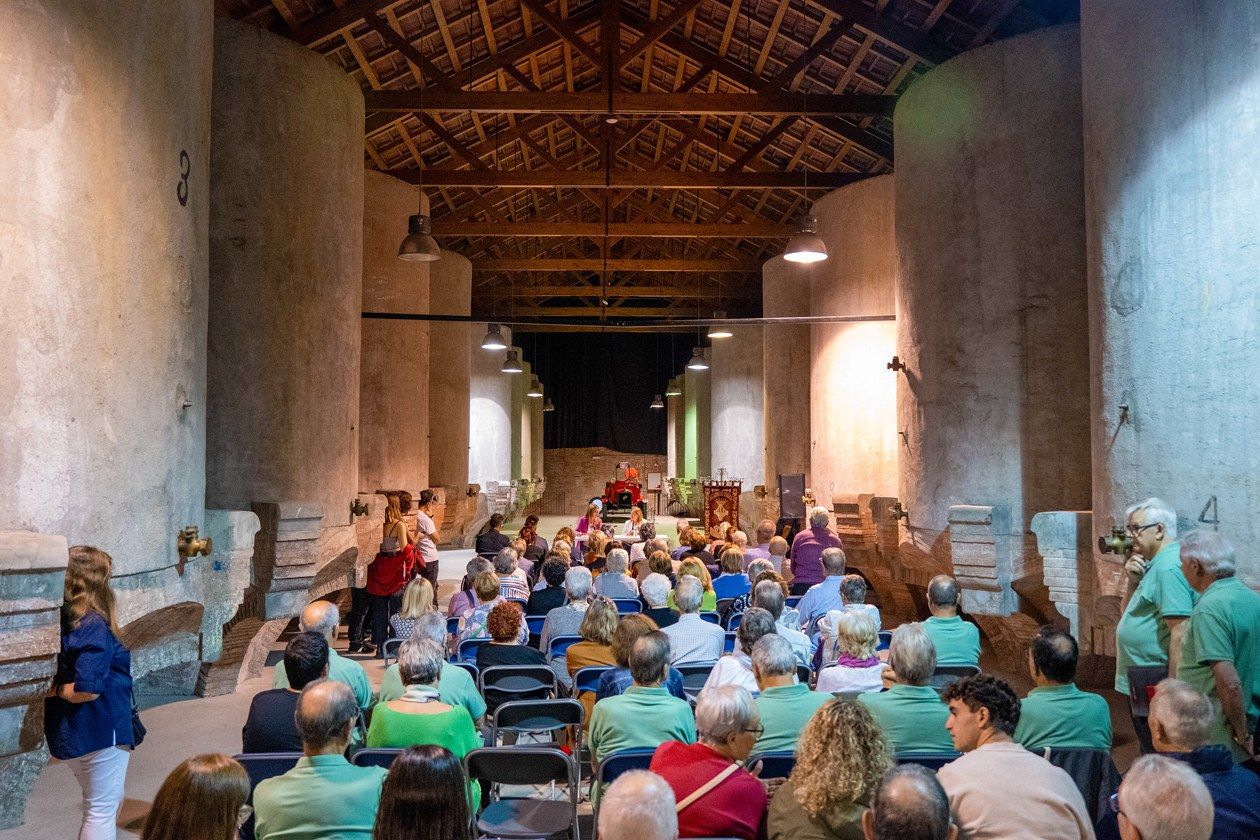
[1126,523,1160,536]
[1108,793,1125,818]
[743,725,765,738]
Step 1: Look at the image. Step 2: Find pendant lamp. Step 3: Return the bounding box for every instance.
[527,377,544,398]
[707,311,733,339]
[687,347,709,371]
[543,397,556,412]
[665,381,682,397]
[501,349,523,374]
[783,215,827,263]
[481,323,507,350]
[398,194,441,262]
[650,394,665,409]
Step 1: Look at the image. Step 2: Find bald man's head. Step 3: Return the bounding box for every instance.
[863,765,956,840]
[295,679,358,753]
[299,600,340,642]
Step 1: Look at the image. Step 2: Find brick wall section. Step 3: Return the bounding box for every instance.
[541,447,666,516]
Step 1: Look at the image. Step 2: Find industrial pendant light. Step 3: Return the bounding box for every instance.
[783,215,828,263]
[707,311,733,339]
[543,397,555,412]
[650,394,665,409]
[501,349,523,374]
[665,381,682,397]
[527,377,544,398]
[687,347,709,371]
[397,204,441,261]
[481,323,507,350]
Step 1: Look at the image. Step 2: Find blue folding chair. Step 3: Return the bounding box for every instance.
[465,747,580,840]
[352,748,403,769]
[456,637,492,662]
[723,631,737,654]
[699,611,721,625]
[749,751,795,779]
[611,598,642,614]
[877,630,892,651]
[676,661,718,701]
[726,611,744,630]
[508,598,529,612]
[381,637,404,666]
[571,665,613,698]
[548,634,583,659]
[450,660,479,683]
[525,614,548,636]
[796,664,812,685]
[234,752,302,840]
[447,615,461,636]
[785,596,802,610]
[594,748,658,836]
[896,751,961,770]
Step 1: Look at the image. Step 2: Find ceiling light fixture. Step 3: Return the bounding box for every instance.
[501,349,523,374]
[527,377,544,398]
[665,381,682,397]
[481,323,507,350]
[687,347,709,371]
[783,215,828,263]
[650,394,665,409]
[543,397,555,412]
[707,311,733,339]
[398,202,441,262]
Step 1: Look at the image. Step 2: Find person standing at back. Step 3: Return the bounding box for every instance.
[413,489,441,607]
[45,545,137,840]
[789,507,844,596]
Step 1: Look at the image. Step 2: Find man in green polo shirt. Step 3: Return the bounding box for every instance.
[275,600,373,710]
[751,635,830,754]
[1015,626,1112,750]
[922,575,980,667]
[1178,529,1259,761]
[1114,498,1195,695]
[861,623,954,753]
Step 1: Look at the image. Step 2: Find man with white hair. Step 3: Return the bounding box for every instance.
[861,623,954,753]
[376,613,487,725]
[660,576,725,664]
[795,546,848,633]
[1115,497,1194,694]
[641,572,679,628]
[788,506,844,595]
[273,600,371,710]
[594,548,640,598]
[751,634,830,753]
[1113,754,1213,840]
[1177,530,1259,761]
[598,770,678,840]
[743,520,776,568]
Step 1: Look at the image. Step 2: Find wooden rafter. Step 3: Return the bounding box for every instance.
[472,258,761,272]
[364,89,894,115]
[387,169,862,189]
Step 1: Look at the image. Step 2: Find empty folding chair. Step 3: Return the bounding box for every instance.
[490,698,585,753]
[233,752,302,840]
[352,748,403,770]
[465,747,580,840]
[478,664,557,714]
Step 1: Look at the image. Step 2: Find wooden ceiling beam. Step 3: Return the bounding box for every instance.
[518,0,604,67]
[433,221,795,238]
[389,169,863,189]
[495,306,679,318]
[362,12,458,92]
[289,0,399,46]
[617,0,705,71]
[472,258,761,272]
[807,0,953,65]
[364,89,895,115]
[480,286,753,299]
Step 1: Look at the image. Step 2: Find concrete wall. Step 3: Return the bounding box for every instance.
[427,253,472,487]
[207,18,364,524]
[710,327,766,487]
[359,171,429,493]
[512,356,531,481]
[469,329,513,486]
[683,362,712,479]
[541,447,667,517]
[1082,0,1260,589]
[810,176,899,502]
[666,378,683,477]
[762,257,812,488]
[0,0,212,580]
[894,24,1091,566]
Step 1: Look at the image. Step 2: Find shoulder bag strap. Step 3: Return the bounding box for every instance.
[676,762,741,812]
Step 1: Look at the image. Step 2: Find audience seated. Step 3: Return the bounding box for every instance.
[365,641,481,810]
[585,530,611,571]
[494,547,530,602]
[526,557,569,615]
[379,615,486,725]
[702,608,778,699]
[140,753,250,840]
[661,576,726,664]
[796,547,848,632]
[678,532,716,573]
[475,513,511,556]
[457,571,505,641]
[650,685,768,840]
[922,576,980,667]
[816,612,885,695]
[598,770,679,840]
[768,699,893,840]
[743,520,776,569]
[371,745,471,840]
[789,507,845,596]
[388,577,435,641]
[937,674,1092,840]
[596,613,688,701]
[860,623,953,753]
[273,600,371,711]
[752,635,830,754]
[243,631,327,753]
[641,571,680,628]
[594,548,640,598]
[446,557,491,618]
[668,558,718,611]
[730,559,775,614]
[540,565,594,678]
[712,549,752,600]
[1176,529,1259,761]
[475,601,546,668]
[1014,626,1112,750]
[590,633,697,778]
[841,575,881,630]
[1111,754,1214,840]
[861,764,957,840]
[254,680,387,840]
[768,535,790,576]
[751,578,813,667]
[567,596,619,713]
[671,526,694,562]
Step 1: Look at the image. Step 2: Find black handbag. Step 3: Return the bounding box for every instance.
[130,691,146,747]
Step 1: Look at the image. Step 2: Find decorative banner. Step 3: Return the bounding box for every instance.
[702,480,743,535]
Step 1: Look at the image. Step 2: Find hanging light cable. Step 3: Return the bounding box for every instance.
[398,45,440,262]
[784,78,828,264]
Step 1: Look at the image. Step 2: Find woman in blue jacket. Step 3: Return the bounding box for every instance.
[45,545,136,840]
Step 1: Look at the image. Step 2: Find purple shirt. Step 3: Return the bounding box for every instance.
[742,544,771,570]
[789,527,843,586]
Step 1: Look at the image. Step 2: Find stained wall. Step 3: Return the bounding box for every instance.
[427,253,473,487]
[762,256,812,489]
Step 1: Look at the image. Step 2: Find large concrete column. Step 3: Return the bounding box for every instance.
[512,356,532,481]
[894,25,1091,577]
[710,327,765,487]
[469,329,513,486]
[427,253,472,487]
[666,378,683,477]
[359,171,430,493]
[1082,1,1260,590]
[762,257,812,489]
[684,363,711,479]
[810,176,898,502]
[531,393,545,480]
[0,1,215,824]
[207,18,364,527]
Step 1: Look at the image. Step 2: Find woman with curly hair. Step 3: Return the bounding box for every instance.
[668,557,717,612]
[475,601,545,668]
[768,700,893,840]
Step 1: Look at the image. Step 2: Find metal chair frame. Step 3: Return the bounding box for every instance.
[464,746,581,840]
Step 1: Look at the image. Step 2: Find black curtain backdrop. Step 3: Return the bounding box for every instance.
[520,332,694,454]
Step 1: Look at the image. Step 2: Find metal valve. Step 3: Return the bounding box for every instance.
[887,355,907,373]
[177,526,212,559]
[889,501,909,522]
[1097,526,1133,556]
[350,498,370,519]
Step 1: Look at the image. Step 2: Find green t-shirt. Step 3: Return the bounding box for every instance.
[922,615,980,667]
[378,662,487,723]
[754,683,832,754]
[1114,542,1195,693]
[1179,576,1260,761]
[588,685,696,763]
[1013,683,1112,751]
[274,647,373,710]
[667,589,718,612]
[859,684,953,754]
[365,703,482,809]
[254,754,386,840]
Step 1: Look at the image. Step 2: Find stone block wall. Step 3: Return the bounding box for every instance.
[540,447,666,517]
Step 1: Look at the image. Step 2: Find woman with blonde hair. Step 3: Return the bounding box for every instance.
[45,546,137,840]
[668,557,717,612]
[584,529,610,572]
[141,753,251,840]
[383,493,416,548]
[815,611,885,694]
[567,596,620,720]
[621,504,646,537]
[390,576,436,640]
[768,700,893,840]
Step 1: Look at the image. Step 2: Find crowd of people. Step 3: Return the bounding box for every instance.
[42,499,1258,840]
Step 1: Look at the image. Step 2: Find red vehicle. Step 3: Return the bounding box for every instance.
[601,465,648,519]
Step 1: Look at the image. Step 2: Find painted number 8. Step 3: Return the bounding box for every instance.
[177,150,190,206]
